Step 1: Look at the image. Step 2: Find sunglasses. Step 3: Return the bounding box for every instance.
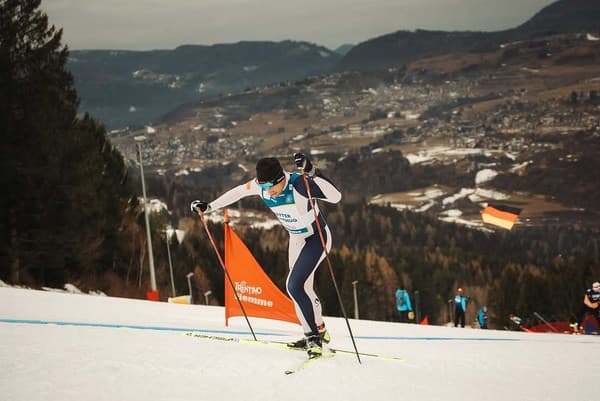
[256,175,284,189]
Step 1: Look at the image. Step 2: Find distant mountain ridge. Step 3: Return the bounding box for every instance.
[338,0,600,70]
[515,0,600,35]
[333,44,354,56]
[69,0,600,128]
[68,41,340,128]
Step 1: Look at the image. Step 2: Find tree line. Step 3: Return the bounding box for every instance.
[176,201,599,329]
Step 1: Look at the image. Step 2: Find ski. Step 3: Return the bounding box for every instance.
[286,343,402,361]
[183,332,298,351]
[182,332,403,361]
[284,352,336,375]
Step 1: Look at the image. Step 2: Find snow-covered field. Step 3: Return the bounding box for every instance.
[1,287,598,401]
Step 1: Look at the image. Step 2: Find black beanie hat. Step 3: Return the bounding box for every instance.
[256,157,284,182]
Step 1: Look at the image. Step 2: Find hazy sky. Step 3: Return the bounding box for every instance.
[42,0,557,51]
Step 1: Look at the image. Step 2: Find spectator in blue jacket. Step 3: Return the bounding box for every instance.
[453,288,469,328]
[395,286,413,322]
[477,305,488,329]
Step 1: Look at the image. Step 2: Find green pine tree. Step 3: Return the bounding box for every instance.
[0,0,133,286]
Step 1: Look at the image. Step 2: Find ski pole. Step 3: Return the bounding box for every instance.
[193,208,257,341]
[301,172,362,364]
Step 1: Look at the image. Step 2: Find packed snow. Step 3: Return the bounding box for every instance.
[440,209,463,217]
[1,286,598,401]
[405,147,493,165]
[442,188,474,205]
[139,198,169,213]
[165,227,186,244]
[475,169,498,185]
[369,185,510,227]
[469,188,510,202]
[202,208,280,231]
[175,169,190,176]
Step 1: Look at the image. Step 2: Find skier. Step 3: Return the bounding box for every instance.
[190,153,341,358]
[453,288,469,328]
[576,281,600,333]
[395,286,413,322]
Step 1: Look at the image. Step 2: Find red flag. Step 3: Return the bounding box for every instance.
[420,316,429,325]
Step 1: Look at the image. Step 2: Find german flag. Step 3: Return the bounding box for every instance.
[481,204,522,230]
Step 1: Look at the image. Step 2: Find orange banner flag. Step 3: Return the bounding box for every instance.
[224,220,300,326]
[420,316,429,325]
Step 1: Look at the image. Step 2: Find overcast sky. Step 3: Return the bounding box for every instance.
[42,0,557,51]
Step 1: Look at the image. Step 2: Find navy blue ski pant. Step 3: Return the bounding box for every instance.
[286,224,331,336]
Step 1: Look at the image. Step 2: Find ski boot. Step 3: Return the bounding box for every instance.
[306,334,323,359]
[287,323,330,349]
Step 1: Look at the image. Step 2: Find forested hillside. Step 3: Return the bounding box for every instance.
[176,202,599,328]
[339,0,600,71]
[68,42,340,128]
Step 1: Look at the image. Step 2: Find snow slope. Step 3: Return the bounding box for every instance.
[1,287,598,401]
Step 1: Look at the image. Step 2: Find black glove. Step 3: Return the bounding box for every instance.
[294,153,313,175]
[190,200,209,214]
